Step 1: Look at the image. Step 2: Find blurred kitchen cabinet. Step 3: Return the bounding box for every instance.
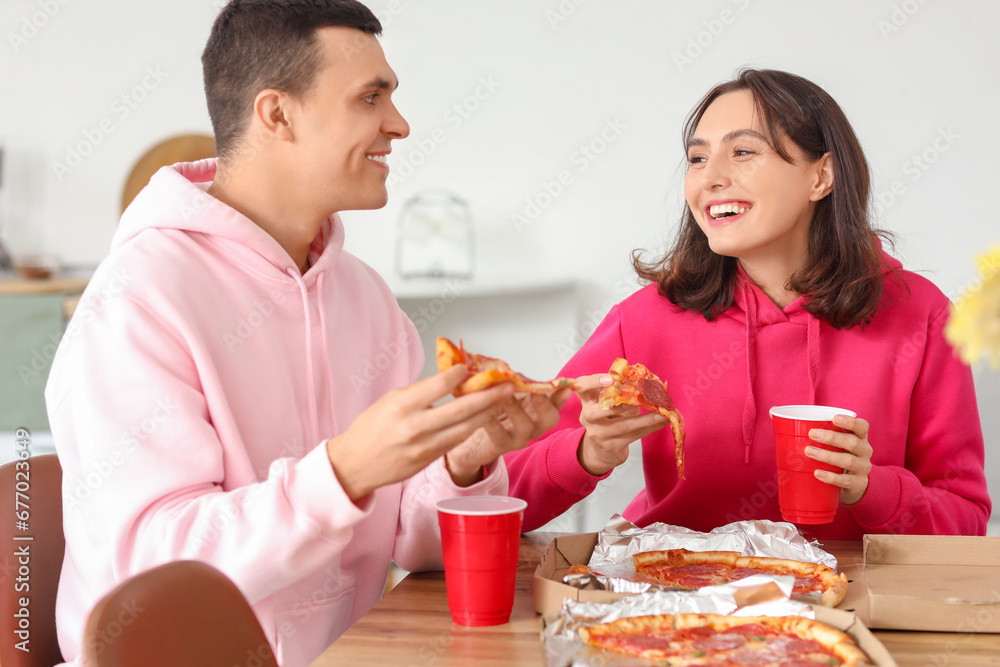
[0,277,88,430]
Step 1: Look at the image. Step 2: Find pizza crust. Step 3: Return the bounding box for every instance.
[633,549,738,570]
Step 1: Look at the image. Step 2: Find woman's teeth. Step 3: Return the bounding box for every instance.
[709,203,750,219]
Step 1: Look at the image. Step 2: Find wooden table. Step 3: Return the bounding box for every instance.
[0,276,89,295]
[311,533,1000,666]
[0,276,90,318]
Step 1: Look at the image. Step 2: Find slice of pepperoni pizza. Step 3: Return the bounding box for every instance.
[632,549,848,607]
[598,357,686,478]
[436,337,577,396]
[578,612,870,665]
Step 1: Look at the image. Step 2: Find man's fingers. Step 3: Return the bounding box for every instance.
[526,393,565,436]
[422,382,514,431]
[501,397,543,442]
[397,365,471,411]
[552,386,574,410]
[433,411,506,457]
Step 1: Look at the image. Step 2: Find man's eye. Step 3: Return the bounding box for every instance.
[362,93,378,105]
[734,149,756,157]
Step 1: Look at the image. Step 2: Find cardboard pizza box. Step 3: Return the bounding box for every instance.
[811,606,898,667]
[533,532,631,615]
[857,534,1000,633]
[534,532,898,666]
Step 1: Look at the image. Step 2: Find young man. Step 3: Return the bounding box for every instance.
[46,2,568,665]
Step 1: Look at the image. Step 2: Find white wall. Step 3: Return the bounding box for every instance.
[3,0,998,528]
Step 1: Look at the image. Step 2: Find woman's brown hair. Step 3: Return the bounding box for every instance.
[634,68,895,329]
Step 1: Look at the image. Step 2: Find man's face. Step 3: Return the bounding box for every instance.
[290,27,409,214]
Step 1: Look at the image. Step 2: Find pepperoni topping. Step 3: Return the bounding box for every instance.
[730,567,770,580]
[692,632,747,652]
[667,563,725,577]
[728,623,769,636]
[645,563,726,588]
[767,636,825,655]
[793,575,823,592]
[638,377,675,410]
[730,568,823,595]
[778,660,836,667]
[612,634,677,653]
[728,649,785,666]
[679,626,717,639]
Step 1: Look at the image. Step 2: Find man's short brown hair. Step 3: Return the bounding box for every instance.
[202,0,382,161]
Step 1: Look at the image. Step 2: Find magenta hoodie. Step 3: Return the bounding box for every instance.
[46,159,507,666]
[506,253,991,538]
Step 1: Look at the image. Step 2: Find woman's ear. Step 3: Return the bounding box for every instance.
[809,152,835,202]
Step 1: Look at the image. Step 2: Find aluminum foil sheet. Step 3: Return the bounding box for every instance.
[587,515,838,583]
[544,584,816,667]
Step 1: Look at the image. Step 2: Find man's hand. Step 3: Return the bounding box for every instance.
[325,365,514,501]
[576,373,667,476]
[444,387,574,486]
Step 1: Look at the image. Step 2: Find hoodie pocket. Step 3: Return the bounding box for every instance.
[274,586,356,666]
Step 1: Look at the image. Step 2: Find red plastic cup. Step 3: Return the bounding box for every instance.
[769,405,857,524]
[436,496,526,626]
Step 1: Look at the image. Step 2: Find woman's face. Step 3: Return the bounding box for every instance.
[684,90,831,269]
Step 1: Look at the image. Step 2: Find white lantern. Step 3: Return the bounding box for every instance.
[395,191,474,279]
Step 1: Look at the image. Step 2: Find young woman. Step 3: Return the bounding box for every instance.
[505,68,991,539]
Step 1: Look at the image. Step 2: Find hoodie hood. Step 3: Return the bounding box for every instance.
[115,158,349,450]
[115,158,344,284]
[728,246,902,464]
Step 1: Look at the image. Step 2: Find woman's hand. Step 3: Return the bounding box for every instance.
[806,414,874,505]
[576,373,668,476]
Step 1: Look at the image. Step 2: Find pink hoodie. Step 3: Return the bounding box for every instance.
[46,159,506,666]
[507,254,991,538]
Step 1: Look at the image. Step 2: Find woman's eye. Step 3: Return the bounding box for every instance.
[687,155,706,164]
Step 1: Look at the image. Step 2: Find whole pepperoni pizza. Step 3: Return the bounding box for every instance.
[633,549,848,607]
[578,612,870,665]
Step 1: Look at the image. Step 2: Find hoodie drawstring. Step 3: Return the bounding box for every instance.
[736,278,823,466]
[806,316,820,405]
[288,269,321,448]
[740,286,758,465]
[287,268,339,448]
[315,273,338,437]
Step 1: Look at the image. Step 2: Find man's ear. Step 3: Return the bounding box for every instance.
[253,89,295,143]
[809,152,835,202]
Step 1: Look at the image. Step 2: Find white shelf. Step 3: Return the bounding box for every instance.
[387,275,575,300]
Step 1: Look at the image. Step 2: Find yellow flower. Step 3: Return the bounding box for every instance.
[946,244,1000,369]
